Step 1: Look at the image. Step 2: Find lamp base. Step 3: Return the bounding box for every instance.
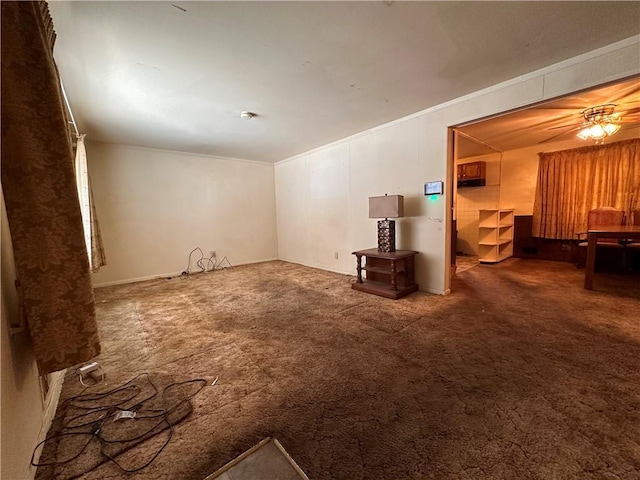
[377,219,396,252]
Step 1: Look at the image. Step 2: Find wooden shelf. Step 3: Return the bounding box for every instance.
[351,248,419,300]
[479,240,512,246]
[362,265,406,275]
[478,209,514,263]
[352,280,418,300]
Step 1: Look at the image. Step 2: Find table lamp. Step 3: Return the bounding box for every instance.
[369,194,404,252]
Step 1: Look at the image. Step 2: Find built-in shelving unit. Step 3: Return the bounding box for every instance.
[478,209,514,263]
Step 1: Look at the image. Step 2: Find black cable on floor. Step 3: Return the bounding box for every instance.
[32,373,207,477]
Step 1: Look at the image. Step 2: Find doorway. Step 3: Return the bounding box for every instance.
[446,76,640,292]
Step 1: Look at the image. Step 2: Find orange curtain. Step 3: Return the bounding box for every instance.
[1,2,100,374]
[532,138,640,240]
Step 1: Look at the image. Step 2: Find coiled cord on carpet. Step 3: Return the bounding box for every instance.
[31,373,207,477]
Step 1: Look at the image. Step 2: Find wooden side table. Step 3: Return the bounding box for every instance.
[351,248,419,299]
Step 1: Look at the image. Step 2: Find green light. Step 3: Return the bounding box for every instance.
[430,195,438,202]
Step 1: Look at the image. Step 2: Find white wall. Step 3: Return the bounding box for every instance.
[1,189,63,480]
[89,143,278,286]
[275,37,640,294]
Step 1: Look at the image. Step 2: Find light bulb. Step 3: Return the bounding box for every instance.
[577,127,591,140]
[589,124,606,139]
[603,123,620,135]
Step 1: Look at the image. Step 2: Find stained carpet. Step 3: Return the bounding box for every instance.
[37,259,640,480]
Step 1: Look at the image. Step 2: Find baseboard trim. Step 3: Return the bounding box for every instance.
[277,258,447,295]
[30,369,65,476]
[277,258,354,277]
[93,271,185,288]
[93,258,279,288]
[92,257,446,295]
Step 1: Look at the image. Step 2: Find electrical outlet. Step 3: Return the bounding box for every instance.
[209,250,216,258]
[334,251,339,259]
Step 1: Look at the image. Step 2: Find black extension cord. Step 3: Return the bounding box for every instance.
[182,247,232,276]
[32,373,207,477]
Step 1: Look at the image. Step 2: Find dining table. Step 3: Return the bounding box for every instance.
[584,224,640,290]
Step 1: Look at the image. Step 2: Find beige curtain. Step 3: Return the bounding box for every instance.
[89,176,107,271]
[74,135,107,272]
[75,135,92,260]
[1,1,100,374]
[532,138,640,239]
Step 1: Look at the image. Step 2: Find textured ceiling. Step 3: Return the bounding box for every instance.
[48,1,640,162]
[456,76,640,158]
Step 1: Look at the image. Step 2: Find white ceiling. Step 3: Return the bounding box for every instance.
[48,1,640,163]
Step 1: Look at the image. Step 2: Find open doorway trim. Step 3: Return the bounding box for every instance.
[444,74,640,293]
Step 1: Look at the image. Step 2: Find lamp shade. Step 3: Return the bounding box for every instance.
[369,195,404,218]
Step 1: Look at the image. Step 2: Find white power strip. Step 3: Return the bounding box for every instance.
[78,362,99,375]
[76,361,105,387]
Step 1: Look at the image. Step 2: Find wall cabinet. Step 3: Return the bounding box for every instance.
[457,161,486,187]
[478,209,514,263]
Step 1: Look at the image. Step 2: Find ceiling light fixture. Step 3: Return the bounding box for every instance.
[576,104,621,144]
[240,111,256,120]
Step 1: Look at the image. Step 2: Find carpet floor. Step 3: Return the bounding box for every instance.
[37,259,640,480]
[455,254,479,273]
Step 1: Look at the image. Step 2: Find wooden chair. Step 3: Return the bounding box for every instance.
[576,207,624,268]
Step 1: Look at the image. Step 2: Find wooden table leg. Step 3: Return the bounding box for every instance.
[355,254,363,283]
[584,232,597,290]
[390,259,398,291]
